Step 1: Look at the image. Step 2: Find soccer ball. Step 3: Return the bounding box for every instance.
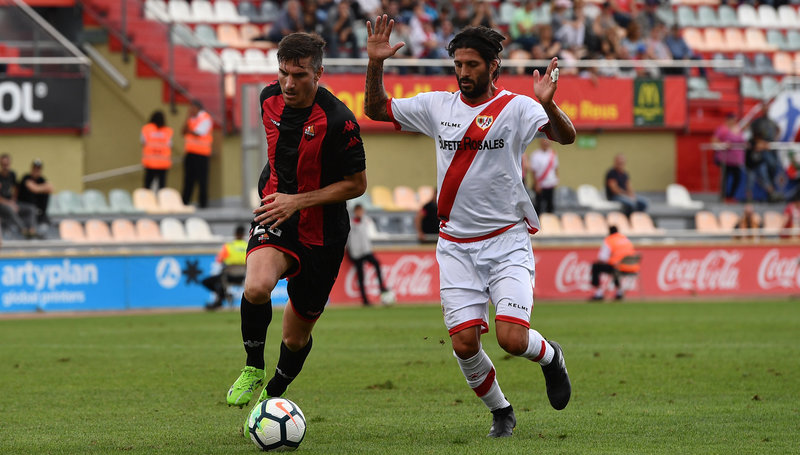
[246,398,307,451]
[380,290,396,306]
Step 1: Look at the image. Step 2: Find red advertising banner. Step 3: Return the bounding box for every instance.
[329,244,800,304]
[237,75,686,131]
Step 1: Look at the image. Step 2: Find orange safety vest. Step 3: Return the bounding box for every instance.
[605,232,639,273]
[183,110,213,156]
[141,123,173,170]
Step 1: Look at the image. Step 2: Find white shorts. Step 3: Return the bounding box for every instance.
[436,223,535,336]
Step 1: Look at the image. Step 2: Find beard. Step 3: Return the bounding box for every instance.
[457,71,492,99]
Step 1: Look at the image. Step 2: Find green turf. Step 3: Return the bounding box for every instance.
[1,301,798,454]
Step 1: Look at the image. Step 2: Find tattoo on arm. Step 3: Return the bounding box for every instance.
[543,103,576,145]
[364,60,391,122]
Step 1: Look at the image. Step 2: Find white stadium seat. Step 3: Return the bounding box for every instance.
[190,0,215,23]
[167,0,193,23]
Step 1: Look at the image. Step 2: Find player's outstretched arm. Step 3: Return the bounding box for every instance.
[364,15,405,122]
[533,57,576,145]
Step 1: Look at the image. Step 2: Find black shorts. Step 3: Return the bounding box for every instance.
[247,223,346,322]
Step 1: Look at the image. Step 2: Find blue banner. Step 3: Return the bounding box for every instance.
[0,254,288,313]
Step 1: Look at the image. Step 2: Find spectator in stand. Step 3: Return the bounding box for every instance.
[749,107,783,192]
[589,2,619,56]
[409,7,446,73]
[346,204,394,306]
[510,0,540,51]
[551,0,573,35]
[735,203,761,240]
[0,153,37,239]
[471,0,499,30]
[17,159,53,226]
[527,138,559,214]
[531,24,562,74]
[712,113,747,202]
[302,0,320,35]
[355,0,382,20]
[415,188,438,243]
[621,21,645,58]
[607,0,637,28]
[326,0,360,58]
[605,153,648,215]
[664,23,705,76]
[181,101,213,208]
[438,18,457,50]
[267,0,305,43]
[781,194,800,238]
[589,225,639,301]
[643,21,671,76]
[451,2,473,32]
[140,110,173,191]
[745,138,782,202]
[634,0,661,37]
[556,0,589,72]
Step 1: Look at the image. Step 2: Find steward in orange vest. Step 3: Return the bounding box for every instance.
[181,102,213,208]
[140,110,173,191]
[589,226,639,301]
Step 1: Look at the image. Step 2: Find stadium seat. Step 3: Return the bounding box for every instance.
[773,52,794,75]
[788,31,800,51]
[111,218,138,242]
[777,5,800,30]
[724,29,747,53]
[538,212,562,236]
[682,28,706,52]
[195,25,225,48]
[655,7,675,27]
[741,76,764,99]
[56,190,88,215]
[190,0,215,23]
[185,217,216,240]
[80,189,112,214]
[687,77,722,100]
[144,0,169,22]
[606,211,632,234]
[221,48,243,72]
[84,219,113,242]
[109,189,140,214]
[703,28,725,52]
[753,53,778,76]
[677,6,698,28]
[584,212,609,235]
[59,219,86,242]
[761,76,780,99]
[417,185,435,205]
[393,185,419,210]
[370,185,399,210]
[218,24,247,49]
[718,210,739,232]
[241,49,269,73]
[757,4,780,28]
[737,4,758,28]
[560,212,586,235]
[717,4,738,27]
[133,188,164,214]
[238,0,261,22]
[630,212,663,235]
[214,0,248,23]
[157,187,195,213]
[160,217,187,241]
[745,29,776,53]
[695,211,721,233]
[46,193,65,217]
[767,30,789,51]
[260,0,280,22]
[197,47,223,72]
[167,0,193,22]
[136,218,163,242]
[171,23,201,48]
[554,186,580,209]
[666,183,704,209]
[794,52,800,76]
[576,184,622,211]
[696,6,719,27]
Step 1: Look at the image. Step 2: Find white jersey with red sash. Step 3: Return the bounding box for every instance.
[388,88,550,241]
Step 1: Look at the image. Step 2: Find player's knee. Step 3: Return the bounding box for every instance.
[452,336,481,359]
[496,326,528,356]
[282,333,310,352]
[243,277,278,304]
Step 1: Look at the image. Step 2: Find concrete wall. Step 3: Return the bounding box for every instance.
[0,135,84,192]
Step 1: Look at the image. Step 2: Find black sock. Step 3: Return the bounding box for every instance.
[266,335,313,397]
[241,295,271,370]
[491,404,513,417]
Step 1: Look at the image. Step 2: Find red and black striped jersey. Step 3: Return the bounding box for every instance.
[258,82,366,247]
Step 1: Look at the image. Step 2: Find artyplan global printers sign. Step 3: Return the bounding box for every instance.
[0,77,87,129]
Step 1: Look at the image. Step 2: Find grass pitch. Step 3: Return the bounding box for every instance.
[1,300,798,454]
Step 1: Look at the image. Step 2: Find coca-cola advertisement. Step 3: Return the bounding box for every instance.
[329,245,800,304]
[329,251,440,304]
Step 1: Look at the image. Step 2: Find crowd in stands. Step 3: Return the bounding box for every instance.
[0,154,53,240]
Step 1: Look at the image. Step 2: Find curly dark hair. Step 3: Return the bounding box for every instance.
[446,26,505,80]
[277,32,326,72]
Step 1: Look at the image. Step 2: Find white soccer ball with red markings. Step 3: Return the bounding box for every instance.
[247,397,306,451]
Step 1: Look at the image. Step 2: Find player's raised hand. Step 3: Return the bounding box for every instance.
[366,14,405,61]
[533,57,560,106]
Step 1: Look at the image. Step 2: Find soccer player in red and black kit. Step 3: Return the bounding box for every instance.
[226,33,367,415]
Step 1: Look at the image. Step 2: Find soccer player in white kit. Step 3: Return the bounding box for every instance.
[365,17,576,438]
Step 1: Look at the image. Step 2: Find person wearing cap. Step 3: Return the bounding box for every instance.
[18,158,53,226]
[0,153,38,239]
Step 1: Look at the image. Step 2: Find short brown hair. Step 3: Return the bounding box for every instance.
[277,33,326,72]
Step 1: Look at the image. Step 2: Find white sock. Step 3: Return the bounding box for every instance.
[593,289,603,298]
[454,349,510,411]
[521,329,555,366]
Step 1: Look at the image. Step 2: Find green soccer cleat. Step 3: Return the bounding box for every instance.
[227,366,266,407]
